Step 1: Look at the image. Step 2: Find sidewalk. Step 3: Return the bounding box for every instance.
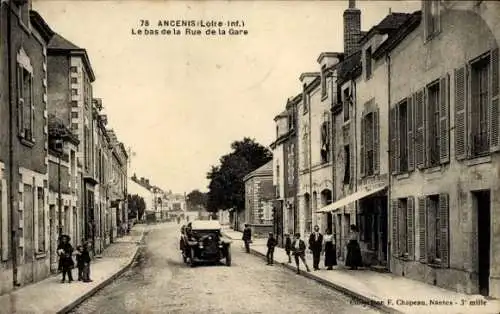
[0,224,147,314]
[222,227,500,314]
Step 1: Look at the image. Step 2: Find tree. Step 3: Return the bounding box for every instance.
[186,189,207,210]
[206,137,272,212]
[128,194,146,220]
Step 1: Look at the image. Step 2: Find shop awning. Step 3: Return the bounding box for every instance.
[316,185,387,213]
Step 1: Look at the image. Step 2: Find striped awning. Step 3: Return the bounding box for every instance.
[316,185,387,213]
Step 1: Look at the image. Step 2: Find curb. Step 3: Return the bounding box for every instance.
[57,228,147,314]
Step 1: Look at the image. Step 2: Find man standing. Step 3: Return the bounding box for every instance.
[266,232,277,265]
[308,225,323,270]
[242,224,252,253]
[291,233,310,274]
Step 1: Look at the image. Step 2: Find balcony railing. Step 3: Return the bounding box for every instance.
[472,132,489,157]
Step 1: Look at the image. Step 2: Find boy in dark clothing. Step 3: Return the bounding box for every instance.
[284,234,292,263]
[75,245,85,281]
[242,224,252,253]
[78,241,92,282]
[266,232,277,265]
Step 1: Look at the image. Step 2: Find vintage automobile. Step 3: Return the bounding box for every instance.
[181,220,232,267]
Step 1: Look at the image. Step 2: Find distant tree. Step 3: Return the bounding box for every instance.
[128,194,146,220]
[206,137,272,213]
[186,189,207,210]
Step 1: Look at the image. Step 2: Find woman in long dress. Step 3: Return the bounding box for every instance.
[345,224,362,270]
[323,229,337,270]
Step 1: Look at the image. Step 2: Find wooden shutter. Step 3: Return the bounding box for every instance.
[415,90,425,168]
[407,96,415,171]
[439,194,450,268]
[439,75,450,163]
[373,108,380,174]
[30,75,35,141]
[454,66,467,160]
[489,48,499,152]
[391,199,399,257]
[360,114,365,177]
[407,196,415,260]
[390,107,397,175]
[418,196,426,262]
[17,66,24,137]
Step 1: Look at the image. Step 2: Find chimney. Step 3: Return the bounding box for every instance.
[343,0,361,57]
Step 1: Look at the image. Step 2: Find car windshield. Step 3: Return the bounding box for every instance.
[191,229,220,238]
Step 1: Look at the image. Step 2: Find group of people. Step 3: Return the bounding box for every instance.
[243,224,363,274]
[57,235,93,283]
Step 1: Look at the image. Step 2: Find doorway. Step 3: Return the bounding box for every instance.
[474,190,490,297]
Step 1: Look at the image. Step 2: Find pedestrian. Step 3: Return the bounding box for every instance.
[345,224,362,270]
[75,245,84,281]
[291,233,310,274]
[323,228,337,270]
[242,224,252,253]
[57,235,74,283]
[284,233,292,263]
[266,232,277,265]
[308,225,323,270]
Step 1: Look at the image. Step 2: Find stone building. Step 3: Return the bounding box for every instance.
[0,2,52,294]
[107,130,128,237]
[243,160,274,237]
[384,0,500,298]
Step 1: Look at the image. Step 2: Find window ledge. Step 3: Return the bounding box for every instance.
[35,252,47,259]
[20,137,35,148]
[465,155,491,167]
[342,120,351,128]
[396,173,410,180]
[321,93,328,101]
[424,166,441,174]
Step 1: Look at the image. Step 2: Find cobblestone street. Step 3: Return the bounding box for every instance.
[70,223,381,314]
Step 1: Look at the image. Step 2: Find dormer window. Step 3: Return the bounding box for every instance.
[365,47,373,80]
[424,0,441,41]
[321,65,327,98]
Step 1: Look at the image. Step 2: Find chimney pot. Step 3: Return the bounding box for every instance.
[349,0,355,9]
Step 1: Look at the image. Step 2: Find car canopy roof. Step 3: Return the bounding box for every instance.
[190,220,221,230]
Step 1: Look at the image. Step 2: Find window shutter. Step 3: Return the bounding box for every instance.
[30,75,35,141]
[360,114,365,177]
[489,48,499,152]
[390,107,397,175]
[439,194,450,268]
[418,196,426,263]
[407,96,415,171]
[439,75,450,163]
[373,108,380,174]
[407,196,415,260]
[17,66,24,137]
[454,66,467,160]
[395,104,400,174]
[391,199,399,257]
[415,90,425,168]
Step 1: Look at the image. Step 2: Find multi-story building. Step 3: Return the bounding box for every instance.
[0,2,53,294]
[271,109,287,242]
[243,160,274,237]
[383,0,500,298]
[107,129,128,237]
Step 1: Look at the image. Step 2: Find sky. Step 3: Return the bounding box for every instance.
[33,0,421,194]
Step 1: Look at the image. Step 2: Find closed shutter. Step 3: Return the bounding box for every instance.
[395,105,400,174]
[439,75,450,163]
[418,197,426,262]
[17,66,24,137]
[391,199,399,257]
[454,66,467,160]
[415,90,425,168]
[439,194,449,268]
[373,108,380,174]
[407,196,415,260]
[360,114,365,177]
[390,107,397,175]
[30,75,35,141]
[489,48,499,152]
[407,95,415,171]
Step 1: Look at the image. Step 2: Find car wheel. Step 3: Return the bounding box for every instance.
[225,249,231,266]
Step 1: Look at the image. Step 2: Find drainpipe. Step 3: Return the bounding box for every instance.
[353,79,358,222]
[7,0,19,287]
[308,91,313,234]
[386,53,392,271]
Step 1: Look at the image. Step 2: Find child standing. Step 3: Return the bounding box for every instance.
[75,245,85,281]
[80,241,92,282]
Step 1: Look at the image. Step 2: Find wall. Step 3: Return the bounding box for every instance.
[389,2,500,297]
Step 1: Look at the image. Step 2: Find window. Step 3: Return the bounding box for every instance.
[427,82,440,166]
[71,112,78,119]
[320,120,330,164]
[471,56,490,157]
[365,47,373,79]
[343,145,350,184]
[71,89,78,96]
[398,198,408,255]
[303,86,309,114]
[71,101,78,108]
[321,65,327,97]
[37,187,45,252]
[392,197,414,259]
[17,65,34,141]
[302,128,309,169]
[365,113,374,175]
[343,88,350,122]
[361,107,380,177]
[71,77,78,84]
[424,0,441,40]
[84,126,90,170]
[70,66,78,73]
[399,101,408,172]
[304,193,311,233]
[418,194,449,266]
[276,164,280,198]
